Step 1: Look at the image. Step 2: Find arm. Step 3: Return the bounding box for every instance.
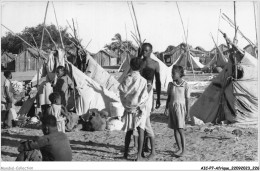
[165,83,172,109]
[61,105,69,118]
[18,137,49,152]
[4,81,12,102]
[185,83,191,120]
[155,62,161,108]
[5,86,12,102]
[67,76,74,90]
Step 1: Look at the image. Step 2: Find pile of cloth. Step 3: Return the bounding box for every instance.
[11,81,24,95]
[79,109,123,132]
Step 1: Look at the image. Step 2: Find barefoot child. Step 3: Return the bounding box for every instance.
[53,66,74,108]
[3,71,16,128]
[165,65,190,157]
[46,92,68,133]
[119,57,149,161]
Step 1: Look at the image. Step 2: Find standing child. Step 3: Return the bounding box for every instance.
[53,66,74,108]
[3,71,15,128]
[46,92,67,133]
[165,65,190,157]
[119,57,149,161]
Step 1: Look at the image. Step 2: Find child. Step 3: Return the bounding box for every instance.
[165,65,190,157]
[53,66,74,108]
[119,57,148,161]
[16,115,72,161]
[3,71,15,128]
[46,92,67,133]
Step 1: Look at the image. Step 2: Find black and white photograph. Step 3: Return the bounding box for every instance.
[1,0,259,170]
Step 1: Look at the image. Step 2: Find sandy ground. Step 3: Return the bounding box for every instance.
[1,72,258,161]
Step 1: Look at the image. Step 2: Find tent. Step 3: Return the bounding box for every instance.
[190,48,258,125]
[172,51,205,69]
[21,49,121,117]
[92,50,118,66]
[203,44,228,69]
[30,50,120,94]
[1,52,16,71]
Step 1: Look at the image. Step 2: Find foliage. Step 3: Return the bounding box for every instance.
[104,33,138,55]
[1,24,72,54]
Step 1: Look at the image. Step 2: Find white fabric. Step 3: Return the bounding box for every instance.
[5,108,18,126]
[39,82,53,105]
[173,52,205,69]
[3,79,14,99]
[106,118,124,131]
[150,53,173,92]
[71,62,120,116]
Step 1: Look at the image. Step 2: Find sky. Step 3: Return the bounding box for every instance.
[1,1,259,53]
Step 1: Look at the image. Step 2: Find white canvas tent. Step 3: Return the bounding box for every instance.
[173,52,205,69]
[23,49,121,116]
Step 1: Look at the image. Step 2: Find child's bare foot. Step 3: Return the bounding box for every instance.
[173,150,182,155]
[123,153,128,159]
[176,150,186,157]
[136,156,145,161]
[147,152,156,160]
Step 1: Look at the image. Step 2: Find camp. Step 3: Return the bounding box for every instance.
[1,1,258,165]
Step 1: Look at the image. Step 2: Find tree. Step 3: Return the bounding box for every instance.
[105,33,138,64]
[1,24,72,54]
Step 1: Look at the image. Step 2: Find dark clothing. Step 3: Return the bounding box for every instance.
[18,131,72,161]
[53,75,74,107]
[16,149,42,161]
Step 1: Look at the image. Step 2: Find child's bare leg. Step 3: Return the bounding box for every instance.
[134,135,138,148]
[174,129,182,155]
[136,127,145,161]
[147,136,156,160]
[124,130,133,159]
[177,128,186,156]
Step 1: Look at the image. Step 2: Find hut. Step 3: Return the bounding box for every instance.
[92,50,119,66]
[1,52,16,71]
[15,48,47,72]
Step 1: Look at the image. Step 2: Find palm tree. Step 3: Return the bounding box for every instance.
[105,33,138,64]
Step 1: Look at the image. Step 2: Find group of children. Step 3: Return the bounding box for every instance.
[119,43,191,161]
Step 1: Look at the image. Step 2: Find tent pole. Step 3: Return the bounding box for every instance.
[131,1,142,44]
[222,13,255,47]
[52,2,64,49]
[253,2,258,46]
[37,1,49,109]
[216,9,221,46]
[1,24,37,50]
[233,1,237,80]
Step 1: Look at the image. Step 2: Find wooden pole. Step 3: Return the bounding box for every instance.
[131,2,142,44]
[1,24,37,50]
[233,1,237,80]
[222,13,254,46]
[52,2,64,49]
[127,2,138,41]
[37,1,49,108]
[176,2,189,71]
[216,9,222,46]
[253,2,258,46]
[45,27,57,48]
[233,1,238,44]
